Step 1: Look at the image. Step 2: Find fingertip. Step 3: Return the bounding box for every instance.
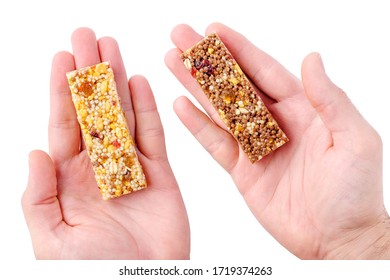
[23,150,48,204]
[27,150,55,180]
[302,52,324,76]
[29,149,50,163]
[170,24,203,51]
[164,48,180,67]
[205,22,226,35]
[173,96,190,115]
[128,74,152,101]
[51,51,75,74]
[52,51,74,65]
[50,52,75,89]
[128,74,156,112]
[128,74,148,86]
[173,96,209,132]
[71,27,96,43]
[170,23,192,39]
[98,36,118,46]
[97,36,120,60]
[24,150,56,206]
[71,27,100,69]
[301,52,367,136]
[301,52,336,110]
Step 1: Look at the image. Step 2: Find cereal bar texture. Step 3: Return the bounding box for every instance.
[66,62,146,200]
[181,34,288,163]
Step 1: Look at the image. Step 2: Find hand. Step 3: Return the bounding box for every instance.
[22,28,190,259]
[165,23,389,259]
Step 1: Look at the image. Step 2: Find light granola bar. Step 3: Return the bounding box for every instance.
[66,62,146,200]
[181,34,288,163]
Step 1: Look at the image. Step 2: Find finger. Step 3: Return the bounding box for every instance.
[71,27,100,68]
[301,52,367,137]
[167,24,228,129]
[173,96,239,172]
[129,75,167,161]
[49,51,80,164]
[170,23,204,50]
[97,37,135,136]
[70,28,101,151]
[205,22,302,101]
[166,24,274,130]
[22,150,63,239]
[165,48,227,129]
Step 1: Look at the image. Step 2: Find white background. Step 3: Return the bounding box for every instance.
[1,0,389,278]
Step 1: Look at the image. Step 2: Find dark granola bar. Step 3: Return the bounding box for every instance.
[181,34,288,162]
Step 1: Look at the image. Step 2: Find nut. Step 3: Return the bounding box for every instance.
[105,101,111,112]
[116,127,122,138]
[239,108,249,114]
[107,145,115,153]
[101,80,108,94]
[234,64,243,75]
[184,59,192,70]
[80,108,88,119]
[96,118,104,131]
[229,77,239,85]
[85,134,93,147]
[124,139,131,150]
[95,63,108,74]
[109,161,118,174]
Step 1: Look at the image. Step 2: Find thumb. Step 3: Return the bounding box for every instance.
[301,52,367,136]
[22,150,63,239]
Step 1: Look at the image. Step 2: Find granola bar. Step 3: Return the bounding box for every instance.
[66,62,146,200]
[181,34,288,163]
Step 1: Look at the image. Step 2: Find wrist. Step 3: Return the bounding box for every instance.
[324,212,390,259]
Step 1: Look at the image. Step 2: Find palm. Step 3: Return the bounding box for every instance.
[234,94,381,258]
[166,23,385,259]
[22,28,189,259]
[50,151,186,259]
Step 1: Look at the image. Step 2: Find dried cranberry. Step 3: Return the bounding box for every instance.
[90,130,102,139]
[112,139,121,149]
[191,67,197,77]
[194,59,214,76]
[206,64,214,76]
[194,60,203,70]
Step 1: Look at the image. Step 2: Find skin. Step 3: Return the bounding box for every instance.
[22,23,390,260]
[22,28,190,259]
[165,23,390,259]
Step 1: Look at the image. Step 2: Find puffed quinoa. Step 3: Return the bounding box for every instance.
[67,62,147,200]
[181,34,288,163]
